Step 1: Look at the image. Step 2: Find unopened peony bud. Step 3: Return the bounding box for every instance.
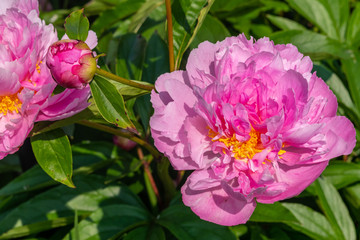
[113,135,137,151]
[46,39,97,89]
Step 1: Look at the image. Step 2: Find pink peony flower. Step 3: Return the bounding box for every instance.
[46,39,97,89]
[0,0,92,159]
[150,34,356,226]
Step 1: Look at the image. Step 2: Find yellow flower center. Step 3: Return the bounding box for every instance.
[209,128,286,162]
[209,128,263,161]
[0,93,22,116]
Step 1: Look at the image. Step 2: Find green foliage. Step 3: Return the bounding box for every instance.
[4,0,360,239]
[64,9,90,41]
[30,129,74,188]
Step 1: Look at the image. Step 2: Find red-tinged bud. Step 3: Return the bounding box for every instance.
[46,39,96,89]
[113,135,137,151]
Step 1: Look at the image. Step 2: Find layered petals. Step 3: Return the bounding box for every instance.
[0,0,91,159]
[150,34,356,226]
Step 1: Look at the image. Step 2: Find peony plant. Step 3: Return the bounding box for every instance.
[0,0,359,238]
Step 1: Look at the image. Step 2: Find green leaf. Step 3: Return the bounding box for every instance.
[249,202,298,223]
[0,175,146,234]
[266,15,306,31]
[190,14,231,48]
[343,183,360,222]
[157,196,236,240]
[321,161,360,189]
[0,217,74,239]
[91,0,144,36]
[270,30,353,60]
[90,75,134,128]
[172,0,215,69]
[134,32,169,130]
[64,205,151,240]
[30,129,74,188]
[347,3,360,48]
[128,0,164,33]
[282,203,336,240]
[315,177,356,240]
[285,0,348,40]
[314,65,357,112]
[0,166,55,197]
[341,52,360,116]
[123,225,166,240]
[64,9,90,41]
[100,33,147,81]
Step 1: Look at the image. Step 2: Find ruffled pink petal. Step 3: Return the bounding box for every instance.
[322,116,356,159]
[182,169,256,226]
[36,87,90,121]
[257,161,329,203]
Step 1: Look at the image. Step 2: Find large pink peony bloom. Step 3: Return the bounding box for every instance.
[0,0,91,159]
[150,34,356,226]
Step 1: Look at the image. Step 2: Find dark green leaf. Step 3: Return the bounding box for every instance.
[315,177,356,240]
[285,0,347,40]
[270,30,353,60]
[341,52,360,116]
[135,32,169,130]
[0,175,146,234]
[64,205,151,239]
[123,225,166,240]
[114,33,147,80]
[172,0,215,69]
[249,202,298,223]
[64,9,89,41]
[266,15,306,31]
[0,166,55,197]
[347,3,360,48]
[90,75,134,128]
[321,161,360,189]
[128,0,164,33]
[0,217,74,239]
[343,183,360,222]
[190,15,231,48]
[282,203,336,240]
[158,196,236,240]
[91,0,144,36]
[30,129,74,188]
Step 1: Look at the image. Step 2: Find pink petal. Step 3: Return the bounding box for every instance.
[257,161,328,203]
[182,169,256,226]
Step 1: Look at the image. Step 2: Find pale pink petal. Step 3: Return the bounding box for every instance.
[182,170,256,226]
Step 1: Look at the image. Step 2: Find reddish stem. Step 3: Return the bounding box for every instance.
[165,0,175,72]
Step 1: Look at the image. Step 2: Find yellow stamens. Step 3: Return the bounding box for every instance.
[36,61,42,74]
[209,128,286,163]
[209,128,263,161]
[0,93,22,116]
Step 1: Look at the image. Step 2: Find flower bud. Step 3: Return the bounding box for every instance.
[113,135,137,151]
[46,39,96,89]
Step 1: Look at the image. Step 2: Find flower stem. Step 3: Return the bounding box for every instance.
[165,0,175,72]
[79,120,160,158]
[157,157,176,206]
[138,147,161,208]
[95,68,154,91]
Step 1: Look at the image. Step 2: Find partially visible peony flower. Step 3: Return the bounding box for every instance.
[150,34,356,226]
[0,0,91,159]
[46,39,97,89]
